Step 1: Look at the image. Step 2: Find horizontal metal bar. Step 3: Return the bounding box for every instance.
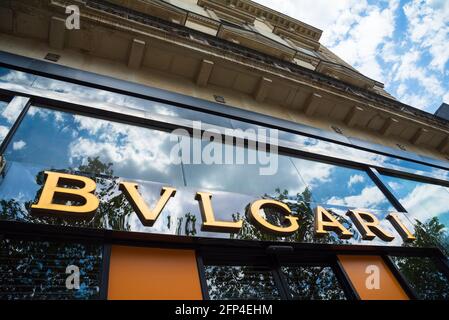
[1,82,448,188]
[0,219,444,257]
[0,50,449,173]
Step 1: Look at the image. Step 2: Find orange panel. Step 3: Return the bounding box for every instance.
[338,255,409,300]
[107,245,203,300]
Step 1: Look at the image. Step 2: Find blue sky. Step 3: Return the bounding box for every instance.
[254,0,449,114]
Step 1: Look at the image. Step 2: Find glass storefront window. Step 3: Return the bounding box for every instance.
[204,263,348,300]
[379,174,449,254]
[0,237,102,300]
[0,67,36,87]
[204,265,281,300]
[1,66,233,128]
[291,158,393,211]
[0,104,416,248]
[126,96,233,128]
[183,138,308,198]
[0,96,28,145]
[390,256,449,300]
[3,106,184,186]
[281,265,346,300]
[0,98,11,143]
[31,76,129,106]
[183,138,393,212]
[1,65,448,183]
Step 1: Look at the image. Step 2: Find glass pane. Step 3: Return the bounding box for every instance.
[125,96,233,127]
[3,106,184,185]
[390,256,449,300]
[1,65,448,181]
[281,266,346,300]
[0,98,11,143]
[288,134,449,182]
[0,238,102,300]
[291,158,393,211]
[0,67,37,86]
[379,174,449,254]
[0,97,28,144]
[31,76,128,106]
[204,265,281,300]
[183,138,308,198]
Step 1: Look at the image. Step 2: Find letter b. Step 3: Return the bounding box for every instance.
[31,171,99,218]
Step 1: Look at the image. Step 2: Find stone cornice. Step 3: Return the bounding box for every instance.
[202,0,323,42]
[75,0,448,133]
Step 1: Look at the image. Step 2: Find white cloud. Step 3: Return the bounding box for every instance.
[330,0,399,81]
[399,183,449,223]
[254,0,366,34]
[0,126,9,142]
[348,174,365,187]
[1,97,27,123]
[295,160,334,187]
[12,140,26,151]
[68,115,174,175]
[443,92,449,104]
[255,0,398,82]
[403,0,449,72]
[387,181,401,191]
[254,0,448,112]
[326,186,389,209]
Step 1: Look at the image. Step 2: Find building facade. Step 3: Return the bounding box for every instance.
[0,0,448,300]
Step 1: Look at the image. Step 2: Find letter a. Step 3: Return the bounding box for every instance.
[315,206,353,239]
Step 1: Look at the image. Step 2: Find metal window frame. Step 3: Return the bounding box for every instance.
[1,84,449,191]
[198,246,353,300]
[0,95,31,154]
[0,50,448,172]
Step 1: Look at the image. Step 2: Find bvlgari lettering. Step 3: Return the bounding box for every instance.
[31,171,415,243]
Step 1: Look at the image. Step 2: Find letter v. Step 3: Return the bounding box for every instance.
[120,182,176,226]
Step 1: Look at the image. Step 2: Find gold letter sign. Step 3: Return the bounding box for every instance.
[346,209,395,241]
[120,182,176,227]
[30,171,415,244]
[387,213,416,242]
[314,206,353,239]
[195,192,243,233]
[31,171,99,217]
[248,199,299,236]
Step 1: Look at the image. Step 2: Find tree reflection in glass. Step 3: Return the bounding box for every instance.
[281,266,346,300]
[205,265,281,300]
[390,255,449,300]
[380,174,449,255]
[0,157,134,231]
[0,237,102,300]
[4,106,184,186]
[232,188,351,245]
